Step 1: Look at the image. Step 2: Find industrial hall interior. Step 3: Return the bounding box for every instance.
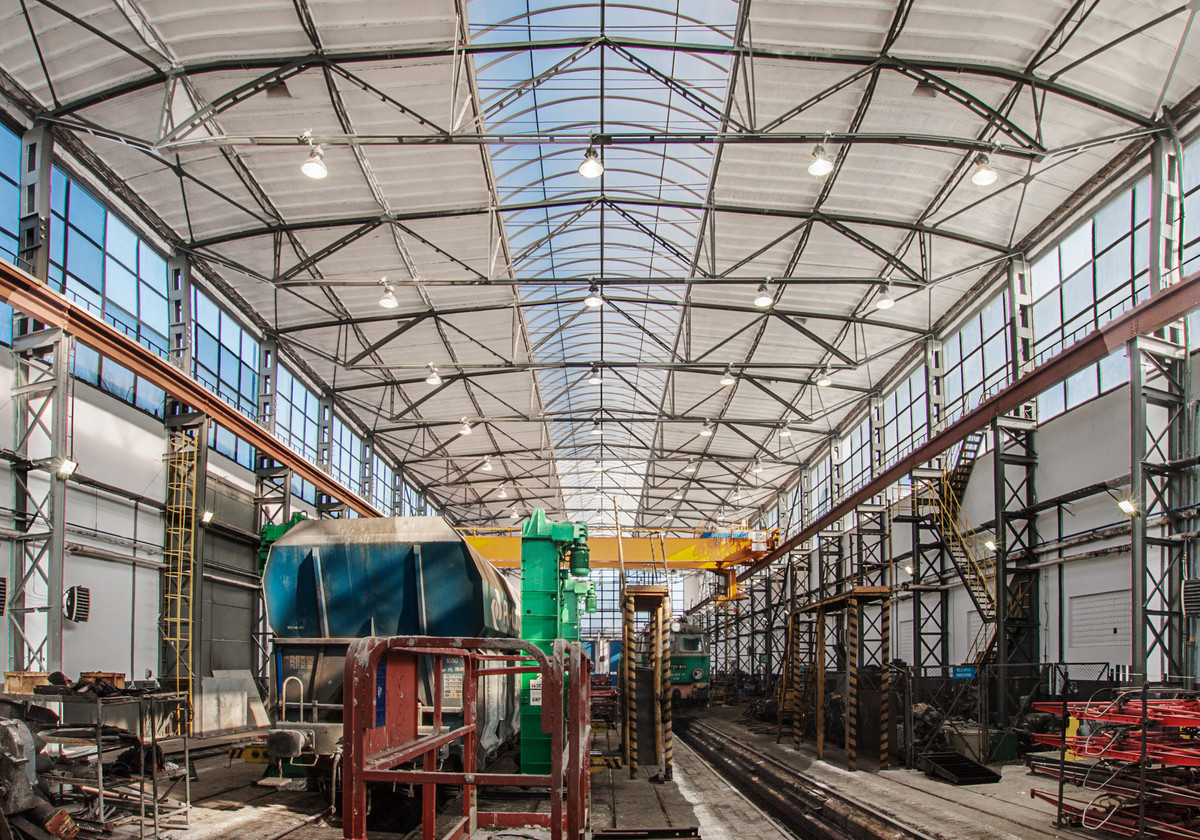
[5,0,1200,839]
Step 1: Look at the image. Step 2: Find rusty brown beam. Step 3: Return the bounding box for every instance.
[690,269,1200,613]
[0,259,382,517]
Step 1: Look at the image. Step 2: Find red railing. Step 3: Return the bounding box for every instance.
[341,636,591,840]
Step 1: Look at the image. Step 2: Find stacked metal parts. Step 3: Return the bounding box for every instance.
[1030,690,1200,838]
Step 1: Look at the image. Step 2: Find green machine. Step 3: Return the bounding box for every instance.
[519,508,595,774]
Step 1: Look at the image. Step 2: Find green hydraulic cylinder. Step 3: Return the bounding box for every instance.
[519,508,592,775]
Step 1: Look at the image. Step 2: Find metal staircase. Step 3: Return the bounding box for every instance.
[915,431,997,664]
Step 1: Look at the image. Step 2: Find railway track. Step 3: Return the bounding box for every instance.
[674,717,935,840]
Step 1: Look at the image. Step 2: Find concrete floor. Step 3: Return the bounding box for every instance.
[697,706,1084,840]
[167,708,1098,840]
[171,726,791,840]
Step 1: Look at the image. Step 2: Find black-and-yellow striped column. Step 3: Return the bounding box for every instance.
[652,606,664,766]
[792,613,803,749]
[623,592,637,778]
[847,599,859,771]
[815,609,826,760]
[662,606,674,780]
[880,598,891,769]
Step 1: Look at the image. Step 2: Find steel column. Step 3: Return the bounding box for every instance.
[162,404,208,725]
[16,127,52,281]
[9,327,71,671]
[1130,335,1191,680]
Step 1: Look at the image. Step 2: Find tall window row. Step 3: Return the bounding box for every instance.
[0,122,428,517]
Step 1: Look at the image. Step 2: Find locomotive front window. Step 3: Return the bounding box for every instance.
[680,636,702,652]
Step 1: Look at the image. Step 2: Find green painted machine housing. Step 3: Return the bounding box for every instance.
[257,512,308,573]
[519,508,594,775]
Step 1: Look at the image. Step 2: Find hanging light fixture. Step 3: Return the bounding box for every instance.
[699,420,713,438]
[378,276,398,309]
[816,367,832,387]
[510,507,520,520]
[673,489,683,500]
[300,130,328,179]
[875,281,895,310]
[590,419,604,435]
[482,455,493,472]
[578,145,604,178]
[970,153,997,186]
[684,459,698,473]
[779,425,792,438]
[592,461,604,472]
[459,417,473,436]
[808,144,834,177]
[752,459,764,474]
[754,280,774,308]
[425,363,441,385]
[588,365,603,385]
[720,365,736,386]
[498,485,508,499]
[584,282,604,308]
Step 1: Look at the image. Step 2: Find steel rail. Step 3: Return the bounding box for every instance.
[689,269,1200,613]
[0,259,382,517]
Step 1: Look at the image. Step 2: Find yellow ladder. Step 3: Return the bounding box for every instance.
[162,424,201,728]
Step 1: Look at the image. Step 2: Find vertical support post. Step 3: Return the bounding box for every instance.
[815,608,826,760]
[162,405,208,729]
[623,591,637,778]
[1150,135,1183,296]
[17,126,52,282]
[252,337,288,692]
[925,339,945,435]
[846,598,859,771]
[791,613,803,747]
[315,394,346,517]
[652,604,663,767]
[661,603,673,780]
[992,416,1039,723]
[880,598,891,768]
[1130,335,1190,680]
[167,255,193,372]
[10,328,71,672]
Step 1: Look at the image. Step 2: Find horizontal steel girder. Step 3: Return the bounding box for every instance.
[0,260,382,517]
[689,267,1200,611]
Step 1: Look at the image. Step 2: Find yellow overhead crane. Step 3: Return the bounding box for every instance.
[461,527,775,573]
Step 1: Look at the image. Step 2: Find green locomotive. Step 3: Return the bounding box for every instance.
[635,619,710,704]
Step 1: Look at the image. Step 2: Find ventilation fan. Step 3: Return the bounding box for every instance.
[64,586,90,623]
[0,577,7,616]
[1184,580,1200,618]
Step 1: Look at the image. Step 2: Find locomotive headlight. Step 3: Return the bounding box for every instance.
[671,620,682,633]
[691,667,705,681]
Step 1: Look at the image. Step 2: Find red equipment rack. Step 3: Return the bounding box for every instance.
[341,636,592,840]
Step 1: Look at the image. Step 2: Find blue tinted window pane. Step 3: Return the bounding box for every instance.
[135,377,165,418]
[50,168,66,217]
[104,255,138,313]
[66,228,103,289]
[0,125,18,183]
[0,180,17,240]
[72,343,100,384]
[105,214,138,269]
[67,180,105,241]
[99,359,136,402]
